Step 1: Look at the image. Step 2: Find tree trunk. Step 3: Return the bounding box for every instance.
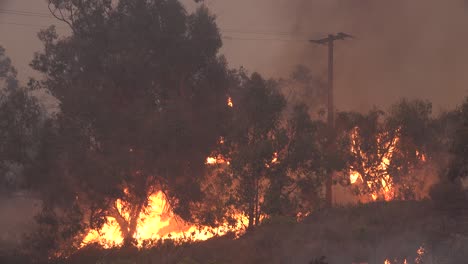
[110,200,144,247]
[254,177,260,226]
[247,197,255,231]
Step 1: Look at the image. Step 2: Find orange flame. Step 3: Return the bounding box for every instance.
[383,245,425,263]
[205,155,229,165]
[271,152,278,164]
[349,127,398,201]
[81,191,248,248]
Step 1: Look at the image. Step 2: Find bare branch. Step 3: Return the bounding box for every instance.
[48,0,75,33]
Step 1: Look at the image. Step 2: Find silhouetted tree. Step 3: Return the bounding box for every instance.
[263,104,326,217]
[0,46,42,195]
[336,99,432,200]
[385,99,433,198]
[447,97,468,181]
[30,0,230,247]
[222,72,286,229]
[206,72,327,229]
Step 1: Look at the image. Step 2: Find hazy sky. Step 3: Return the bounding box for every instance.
[2,0,468,112]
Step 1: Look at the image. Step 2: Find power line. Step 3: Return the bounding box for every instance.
[0,22,66,29]
[0,21,309,42]
[0,8,50,16]
[0,22,64,29]
[221,28,318,37]
[0,8,319,37]
[0,8,319,42]
[0,9,54,18]
[222,36,309,42]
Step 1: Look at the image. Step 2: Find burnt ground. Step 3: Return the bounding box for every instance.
[60,200,468,264]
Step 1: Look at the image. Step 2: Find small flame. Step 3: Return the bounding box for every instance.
[415,245,425,264]
[271,152,278,163]
[206,157,218,164]
[383,245,425,264]
[205,155,229,165]
[227,97,233,107]
[350,171,361,184]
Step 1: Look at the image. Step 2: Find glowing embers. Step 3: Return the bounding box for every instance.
[205,155,229,165]
[383,245,425,264]
[81,191,248,248]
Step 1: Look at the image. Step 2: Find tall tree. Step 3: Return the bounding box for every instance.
[210,72,326,230]
[224,72,286,230]
[0,46,42,194]
[30,0,230,246]
[262,104,326,217]
[447,97,468,181]
[336,99,432,200]
[385,99,433,198]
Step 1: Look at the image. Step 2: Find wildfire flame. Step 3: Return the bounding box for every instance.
[205,155,229,165]
[81,191,248,248]
[349,127,398,201]
[383,245,425,263]
[348,127,426,201]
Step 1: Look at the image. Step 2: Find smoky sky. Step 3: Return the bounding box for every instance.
[207,0,468,112]
[2,0,468,113]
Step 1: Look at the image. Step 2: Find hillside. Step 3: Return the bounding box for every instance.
[63,200,468,264]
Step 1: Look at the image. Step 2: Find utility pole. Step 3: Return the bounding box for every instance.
[310,32,353,208]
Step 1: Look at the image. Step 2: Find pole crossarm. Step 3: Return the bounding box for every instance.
[309,32,354,45]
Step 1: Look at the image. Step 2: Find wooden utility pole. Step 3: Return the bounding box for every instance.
[310,32,353,208]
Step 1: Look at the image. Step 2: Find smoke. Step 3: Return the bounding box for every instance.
[0,193,38,247]
[208,0,468,113]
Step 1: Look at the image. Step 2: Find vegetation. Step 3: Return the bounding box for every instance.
[0,0,467,263]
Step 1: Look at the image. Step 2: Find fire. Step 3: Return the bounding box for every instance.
[265,152,279,168]
[415,245,425,264]
[271,152,278,163]
[349,127,399,201]
[81,191,248,248]
[349,126,428,201]
[383,245,425,264]
[205,155,229,165]
[227,97,233,107]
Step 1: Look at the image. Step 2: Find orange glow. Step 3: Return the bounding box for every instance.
[265,152,279,168]
[206,157,218,164]
[416,150,427,162]
[415,245,425,264]
[271,152,278,163]
[349,127,427,202]
[349,127,399,201]
[81,191,248,248]
[383,245,424,263]
[205,155,229,165]
[227,97,233,107]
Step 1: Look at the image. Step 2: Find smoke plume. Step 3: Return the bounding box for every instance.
[208,0,468,112]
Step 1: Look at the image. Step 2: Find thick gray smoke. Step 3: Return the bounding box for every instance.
[207,0,468,113]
